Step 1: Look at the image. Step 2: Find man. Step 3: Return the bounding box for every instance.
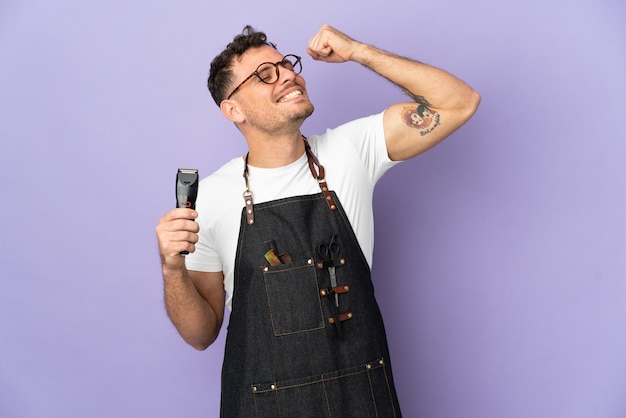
[156,24,480,417]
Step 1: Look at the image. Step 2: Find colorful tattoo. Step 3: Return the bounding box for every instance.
[400,105,441,136]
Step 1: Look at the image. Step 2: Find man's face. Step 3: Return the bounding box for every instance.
[229,45,314,135]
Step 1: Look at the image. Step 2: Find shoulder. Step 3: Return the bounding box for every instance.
[195,157,246,219]
[202,157,244,186]
[310,112,384,144]
[198,157,246,198]
[308,111,397,184]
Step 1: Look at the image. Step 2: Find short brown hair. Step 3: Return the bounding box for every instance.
[207,25,276,106]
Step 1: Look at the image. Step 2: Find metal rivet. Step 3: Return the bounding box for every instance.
[347,312,353,319]
[326,196,331,201]
[271,384,276,390]
[247,209,252,214]
[379,359,384,365]
[344,286,349,291]
[328,317,335,324]
[340,258,345,265]
[264,267,269,272]
[366,364,372,370]
[246,200,251,205]
[330,205,336,210]
[317,262,323,269]
[252,386,257,392]
[320,289,327,296]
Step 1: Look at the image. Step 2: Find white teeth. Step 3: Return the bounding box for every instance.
[279,90,302,102]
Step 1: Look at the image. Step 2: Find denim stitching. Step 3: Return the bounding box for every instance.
[382,361,398,418]
[321,375,332,418]
[275,388,282,418]
[251,359,386,392]
[252,384,260,418]
[366,364,380,418]
[262,261,325,336]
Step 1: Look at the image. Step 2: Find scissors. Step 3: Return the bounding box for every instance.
[317,235,340,307]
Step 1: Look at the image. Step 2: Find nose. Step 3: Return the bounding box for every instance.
[278,65,297,84]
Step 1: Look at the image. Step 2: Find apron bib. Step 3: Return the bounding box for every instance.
[220,141,401,417]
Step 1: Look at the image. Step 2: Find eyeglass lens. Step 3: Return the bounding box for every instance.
[257,55,301,84]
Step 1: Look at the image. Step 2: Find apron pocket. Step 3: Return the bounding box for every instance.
[251,358,398,418]
[262,258,325,336]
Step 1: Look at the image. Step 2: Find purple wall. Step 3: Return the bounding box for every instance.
[1,0,625,417]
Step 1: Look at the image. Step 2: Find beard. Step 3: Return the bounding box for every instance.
[246,100,315,136]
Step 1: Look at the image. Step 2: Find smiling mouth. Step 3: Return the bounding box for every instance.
[279,90,303,103]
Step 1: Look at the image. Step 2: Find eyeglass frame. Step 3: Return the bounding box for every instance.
[224,54,303,101]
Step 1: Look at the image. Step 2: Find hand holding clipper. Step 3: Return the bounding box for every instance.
[176,169,199,255]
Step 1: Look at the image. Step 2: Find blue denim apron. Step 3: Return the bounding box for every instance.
[220,141,401,417]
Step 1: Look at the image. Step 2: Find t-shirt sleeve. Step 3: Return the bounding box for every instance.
[184,226,223,273]
[183,177,229,274]
[326,111,398,183]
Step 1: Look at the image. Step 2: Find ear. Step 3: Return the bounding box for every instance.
[220,99,245,124]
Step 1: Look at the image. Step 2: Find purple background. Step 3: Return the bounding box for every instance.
[1,0,625,417]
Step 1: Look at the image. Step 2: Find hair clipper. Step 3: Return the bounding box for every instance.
[176,168,199,255]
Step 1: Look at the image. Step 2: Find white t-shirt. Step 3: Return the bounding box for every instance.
[185,112,397,308]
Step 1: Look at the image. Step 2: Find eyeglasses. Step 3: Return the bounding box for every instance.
[225,54,302,101]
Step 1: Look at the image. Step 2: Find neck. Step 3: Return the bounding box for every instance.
[245,131,306,168]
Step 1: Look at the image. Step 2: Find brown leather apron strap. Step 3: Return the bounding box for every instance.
[328,311,353,324]
[319,285,350,296]
[242,153,255,225]
[242,138,337,225]
[304,139,337,211]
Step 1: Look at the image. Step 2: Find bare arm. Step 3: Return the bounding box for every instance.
[307,24,481,161]
[156,208,225,350]
[162,268,225,350]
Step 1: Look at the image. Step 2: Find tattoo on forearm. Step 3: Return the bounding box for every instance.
[400,105,441,136]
